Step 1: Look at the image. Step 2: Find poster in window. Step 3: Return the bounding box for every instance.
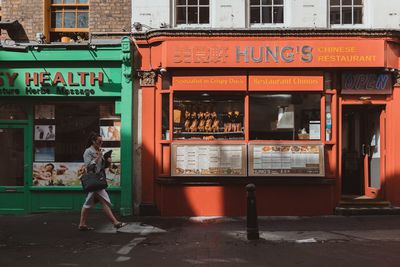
[309,121,321,140]
[34,145,55,162]
[102,147,121,162]
[34,125,56,141]
[100,126,120,141]
[172,144,247,176]
[249,143,324,176]
[105,163,121,186]
[35,105,55,119]
[32,162,85,186]
[32,162,121,186]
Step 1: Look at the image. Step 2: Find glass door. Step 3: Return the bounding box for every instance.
[362,107,385,198]
[0,124,29,214]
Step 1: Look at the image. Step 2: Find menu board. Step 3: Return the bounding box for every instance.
[249,144,324,176]
[171,144,246,176]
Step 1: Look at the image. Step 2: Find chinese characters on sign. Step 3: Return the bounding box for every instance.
[173,46,229,64]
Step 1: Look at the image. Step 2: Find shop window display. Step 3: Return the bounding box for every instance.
[33,102,121,186]
[249,94,321,140]
[173,92,244,140]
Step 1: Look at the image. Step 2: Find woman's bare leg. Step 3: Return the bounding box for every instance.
[97,195,119,225]
[79,207,89,227]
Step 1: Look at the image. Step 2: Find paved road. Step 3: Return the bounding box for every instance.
[2,213,400,266]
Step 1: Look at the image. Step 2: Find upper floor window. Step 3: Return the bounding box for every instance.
[176,0,210,25]
[330,0,363,25]
[49,0,89,42]
[250,0,284,24]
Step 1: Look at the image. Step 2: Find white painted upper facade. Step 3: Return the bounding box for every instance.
[132,0,400,30]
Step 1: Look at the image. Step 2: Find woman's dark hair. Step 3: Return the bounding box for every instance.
[86,132,101,148]
[45,163,55,170]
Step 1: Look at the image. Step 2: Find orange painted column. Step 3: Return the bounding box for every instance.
[385,86,400,205]
[141,86,156,204]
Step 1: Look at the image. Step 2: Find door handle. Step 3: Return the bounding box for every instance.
[362,144,371,157]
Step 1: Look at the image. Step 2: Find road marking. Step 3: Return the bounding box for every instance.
[117,237,146,255]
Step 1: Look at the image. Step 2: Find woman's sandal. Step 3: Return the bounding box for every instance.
[114,222,128,229]
[78,225,95,231]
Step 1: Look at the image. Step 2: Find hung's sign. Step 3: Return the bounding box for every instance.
[0,70,120,97]
[163,39,387,68]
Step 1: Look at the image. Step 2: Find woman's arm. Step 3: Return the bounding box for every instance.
[83,148,101,166]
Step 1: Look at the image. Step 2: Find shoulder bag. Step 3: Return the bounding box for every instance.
[80,165,108,193]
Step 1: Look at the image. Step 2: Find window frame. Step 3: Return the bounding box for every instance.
[175,0,211,27]
[329,0,364,26]
[49,0,89,33]
[249,0,285,28]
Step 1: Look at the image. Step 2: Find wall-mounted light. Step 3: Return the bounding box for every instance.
[157,67,167,75]
[359,96,371,101]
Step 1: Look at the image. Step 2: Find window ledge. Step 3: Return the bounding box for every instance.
[156,176,335,186]
[29,186,121,191]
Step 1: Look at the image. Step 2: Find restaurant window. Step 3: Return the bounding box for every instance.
[330,0,363,25]
[49,0,89,42]
[250,0,284,24]
[176,0,210,25]
[172,92,244,140]
[162,94,170,140]
[249,94,321,140]
[33,102,121,186]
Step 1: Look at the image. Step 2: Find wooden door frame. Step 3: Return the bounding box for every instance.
[339,97,387,198]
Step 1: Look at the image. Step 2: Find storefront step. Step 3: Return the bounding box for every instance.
[334,206,400,216]
[339,200,392,207]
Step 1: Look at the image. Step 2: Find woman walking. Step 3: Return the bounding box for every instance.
[78,132,127,231]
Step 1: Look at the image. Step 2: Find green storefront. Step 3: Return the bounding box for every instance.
[0,37,133,215]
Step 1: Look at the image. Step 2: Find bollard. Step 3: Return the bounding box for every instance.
[246,183,259,240]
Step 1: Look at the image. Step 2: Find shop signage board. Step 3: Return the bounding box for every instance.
[0,68,122,97]
[163,40,386,68]
[248,143,325,176]
[170,74,247,90]
[171,143,247,176]
[248,71,323,91]
[341,73,392,94]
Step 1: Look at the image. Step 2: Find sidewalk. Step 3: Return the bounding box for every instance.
[2,212,400,266]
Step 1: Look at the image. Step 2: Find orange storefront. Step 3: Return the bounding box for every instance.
[134,30,400,216]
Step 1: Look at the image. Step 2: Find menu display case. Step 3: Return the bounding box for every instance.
[248,143,325,176]
[171,143,247,176]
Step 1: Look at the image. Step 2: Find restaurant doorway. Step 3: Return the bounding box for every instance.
[341,105,385,199]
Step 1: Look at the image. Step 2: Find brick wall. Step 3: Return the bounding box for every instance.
[90,0,131,33]
[1,0,44,41]
[1,0,131,42]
